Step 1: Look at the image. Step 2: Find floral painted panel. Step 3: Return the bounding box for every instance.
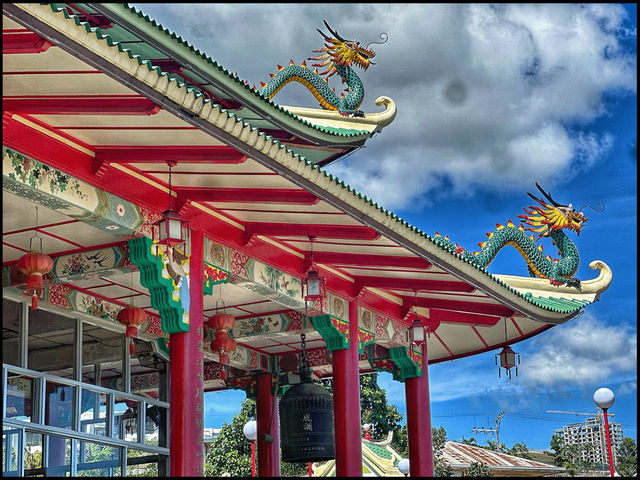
[51,244,130,281]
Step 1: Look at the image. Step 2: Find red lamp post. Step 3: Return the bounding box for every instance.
[243,420,257,477]
[594,388,616,476]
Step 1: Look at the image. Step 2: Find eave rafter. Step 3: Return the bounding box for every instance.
[312,251,431,270]
[355,275,475,293]
[243,223,381,242]
[3,31,52,53]
[3,97,161,115]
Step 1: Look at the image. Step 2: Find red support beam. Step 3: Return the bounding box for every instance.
[313,251,431,269]
[428,309,501,326]
[404,341,434,476]
[332,299,363,476]
[3,97,161,115]
[176,187,319,208]
[170,228,205,476]
[410,297,515,317]
[3,32,52,53]
[356,276,475,293]
[94,145,247,164]
[256,373,280,477]
[244,223,381,241]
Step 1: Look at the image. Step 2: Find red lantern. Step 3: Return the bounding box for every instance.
[207,313,236,333]
[17,251,53,310]
[117,306,147,354]
[210,330,237,354]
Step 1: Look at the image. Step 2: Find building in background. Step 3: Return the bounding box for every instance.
[555,415,623,469]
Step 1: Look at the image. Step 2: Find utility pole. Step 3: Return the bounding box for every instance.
[473,412,505,451]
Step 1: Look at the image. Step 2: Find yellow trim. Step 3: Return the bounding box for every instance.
[11,114,95,157]
[110,163,176,197]
[191,202,245,230]
[258,235,304,258]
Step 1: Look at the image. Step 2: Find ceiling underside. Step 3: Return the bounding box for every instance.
[2,6,575,382]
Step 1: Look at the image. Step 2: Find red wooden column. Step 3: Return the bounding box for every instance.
[170,228,205,476]
[404,340,434,476]
[256,372,281,476]
[332,299,363,476]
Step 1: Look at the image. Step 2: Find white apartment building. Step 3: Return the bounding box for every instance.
[555,416,623,468]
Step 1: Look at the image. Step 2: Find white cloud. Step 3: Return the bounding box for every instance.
[133,4,635,212]
[519,313,637,389]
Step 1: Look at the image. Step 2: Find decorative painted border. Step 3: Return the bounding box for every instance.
[203,261,229,295]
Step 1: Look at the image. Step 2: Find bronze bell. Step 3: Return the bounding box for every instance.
[280,333,335,463]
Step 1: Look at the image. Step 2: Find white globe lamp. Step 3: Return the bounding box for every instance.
[398,458,409,476]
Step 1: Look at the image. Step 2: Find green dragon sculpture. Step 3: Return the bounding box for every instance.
[260,21,386,117]
[433,184,604,288]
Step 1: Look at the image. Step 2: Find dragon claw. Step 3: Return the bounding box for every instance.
[351,110,365,118]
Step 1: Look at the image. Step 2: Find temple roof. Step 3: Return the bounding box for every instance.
[3,3,611,381]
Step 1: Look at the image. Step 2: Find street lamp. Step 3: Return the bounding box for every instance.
[398,458,409,477]
[243,420,258,477]
[593,388,615,477]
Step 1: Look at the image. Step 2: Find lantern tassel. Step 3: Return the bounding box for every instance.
[32,292,38,310]
[126,326,138,354]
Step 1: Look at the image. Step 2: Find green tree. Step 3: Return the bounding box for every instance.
[462,461,492,476]
[360,373,403,440]
[433,425,453,477]
[505,442,531,459]
[460,436,478,446]
[616,436,637,477]
[549,433,564,466]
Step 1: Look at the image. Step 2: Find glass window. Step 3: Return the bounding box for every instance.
[126,449,158,477]
[44,381,74,430]
[2,426,22,476]
[5,372,37,423]
[130,347,167,401]
[24,432,44,477]
[144,405,167,447]
[44,435,70,477]
[3,298,22,367]
[113,397,139,443]
[79,389,107,438]
[28,309,76,379]
[76,441,121,477]
[81,322,124,391]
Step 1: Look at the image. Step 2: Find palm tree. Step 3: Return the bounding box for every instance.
[460,436,478,446]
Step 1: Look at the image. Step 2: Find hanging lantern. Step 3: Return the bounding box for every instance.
[17,250,53,310]
[280,333,335,463]
[495,318,520,379]
[302,236,326,314]
[210,330,237,355]
[117,306,147,354]
[207,312,236,333]
[152,160,189,260]
[408,316,425,346]
[495,345,520,379]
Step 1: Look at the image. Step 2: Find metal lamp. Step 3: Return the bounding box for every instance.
[153,160,189,258]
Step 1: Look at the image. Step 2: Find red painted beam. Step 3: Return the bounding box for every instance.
[244,223,381,240]
[3,32,52,54]
[3,97,161,115]
[356,276,475,293]
[411,296,515,317]
[94,145,247,164]
[177,187,319,207]
[313,251,431,269]
[428,309,501,326]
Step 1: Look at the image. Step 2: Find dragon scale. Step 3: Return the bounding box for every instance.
[261,63,365,115]
[434,224,580,286]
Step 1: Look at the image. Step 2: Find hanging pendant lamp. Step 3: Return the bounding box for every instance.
[17,207,53,310]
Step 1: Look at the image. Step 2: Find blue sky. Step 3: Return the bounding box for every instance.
[134,4,637,451]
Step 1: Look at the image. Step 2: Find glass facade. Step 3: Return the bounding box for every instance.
[2,296,169,477]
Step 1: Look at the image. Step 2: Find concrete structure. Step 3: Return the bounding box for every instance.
[555,416,623,468]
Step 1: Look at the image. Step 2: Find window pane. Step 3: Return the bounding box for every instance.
[28,309,76,379]
[113,397,139,443]
[24,432,44,477]
[2,427,21,476]
[44,381,74,430]
[145,405,167,447]
[81,322,124,391]
[5,372,36,423]
[126,449,158,477]
[76,441,121,477]
[80,389,107,437]
[2,298,22,367]
[44,435,70,477]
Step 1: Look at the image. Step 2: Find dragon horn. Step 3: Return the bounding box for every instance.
[323,20,348,42]
[535,183,567,208]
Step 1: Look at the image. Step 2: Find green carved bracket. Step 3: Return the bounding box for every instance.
[203,261,229,296]
[311,314,350,351]
[128,236,190,334]
[358,328,375,355]
[367,344,423,382]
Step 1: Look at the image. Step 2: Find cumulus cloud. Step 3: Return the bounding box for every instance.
[133,3,635,210]
[519,313,637,390]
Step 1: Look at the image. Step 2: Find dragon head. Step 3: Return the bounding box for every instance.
[309,21,381,78]
[518,183,589,240]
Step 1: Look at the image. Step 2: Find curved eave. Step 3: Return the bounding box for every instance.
[87,2,387,149]
[5,2,597,326]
